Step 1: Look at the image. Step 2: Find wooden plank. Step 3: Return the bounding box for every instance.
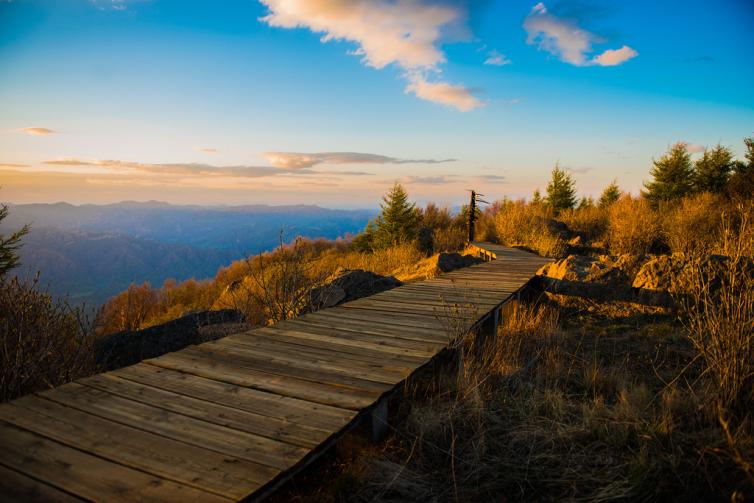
[144,350,381,410]
[222,332,419,373]
[81,373,330,448]
[252,326,429,364]
[113,364,355,430]
[39,382,308,471]
[2,397,273,499]
[0,464,83,503]
[188,344,397,390]
[323,307,454,328]
[274,320,442,356]
[297,312,442,343]
[0,421,228,503]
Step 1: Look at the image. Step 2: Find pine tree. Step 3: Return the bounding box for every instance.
[727,136,754,199]
[545,164,577,213]
[578,196,594,209]
[0,202,30,277]
[598,180,621,207]
[643,142,695,206]
[531,188,543,206]
[371,183,420,249]
[695,144,733,193]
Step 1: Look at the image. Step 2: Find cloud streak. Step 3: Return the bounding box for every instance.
[524,2,637,67]
[263,151,456,169]
[484,50,511,66]
[258,0,483,111]
[18,127,58,136]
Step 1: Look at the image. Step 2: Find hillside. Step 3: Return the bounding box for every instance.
[4,201,374,254]
[11,227,237,306]
[1,202,374,306]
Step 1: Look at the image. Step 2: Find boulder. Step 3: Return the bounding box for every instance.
[311,268,402,309]
[394,252,484,282]
[538,254,628,287]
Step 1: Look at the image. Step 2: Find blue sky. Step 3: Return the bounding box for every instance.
[1,0,752,207]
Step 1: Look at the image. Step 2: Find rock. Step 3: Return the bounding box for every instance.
[95,309,246,371]
[311,268,401,309]
[394,252,484,282]
[538,254,628,287]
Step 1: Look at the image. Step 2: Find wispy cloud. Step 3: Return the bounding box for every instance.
[405,74,483,112]
[591,45,638,66]
[686,143,705,153]
[399,175,458,185]
[18,127,58,136]
[195,147,218,154]
[472,174,507,183]
[0,163,31,168]
[258,0,483,111]
[563,165,594,174]
[44,158,284,178]
[484,49,512,66]
[263,151,456,169]
[524,2,637,67]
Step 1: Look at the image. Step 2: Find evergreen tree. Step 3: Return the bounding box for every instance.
[643,142,695,206]
[727,136,754,199]
[598,180,621,207]
[0,202,29,277]
[545,164,577,213]
[531,188,543,206]
[695,144,734,193]
[578,196,594,209]
[370,183,420,249]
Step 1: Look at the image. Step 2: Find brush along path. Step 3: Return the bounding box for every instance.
[0,243,550,502]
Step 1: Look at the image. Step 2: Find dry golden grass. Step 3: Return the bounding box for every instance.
[606,194,662,254]
[661,192,725,254]
[287,299,752,502]
[494,199,567,257]
[559,205,609,243]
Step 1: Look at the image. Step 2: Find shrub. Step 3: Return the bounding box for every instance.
[494,199,567,257]
[0,277,97,402]
[559,205,609,243]
[606,195,662,254]
[661,192,724,254]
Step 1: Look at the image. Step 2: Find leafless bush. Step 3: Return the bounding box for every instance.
[0,276,98,402]
[228,235,332,324]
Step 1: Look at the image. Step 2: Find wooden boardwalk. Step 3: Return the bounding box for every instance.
[0,243,550,502]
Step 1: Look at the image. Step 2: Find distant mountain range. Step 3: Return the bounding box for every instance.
[2,201,374,306]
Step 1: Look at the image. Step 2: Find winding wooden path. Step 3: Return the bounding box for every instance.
[0,243,550,502]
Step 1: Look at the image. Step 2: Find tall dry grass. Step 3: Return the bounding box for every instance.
[661,192,724,254]
[494,199,567,258]
[559,205,609,244]
[606,195,662,254]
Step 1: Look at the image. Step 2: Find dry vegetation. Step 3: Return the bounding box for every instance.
[0,276,98,402]
[282,297,752,502]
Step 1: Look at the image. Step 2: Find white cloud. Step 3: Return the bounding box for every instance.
[591,45,638,66]
[259,0,482,111]
[524,2,637,67]
[484,50,511,66]
[263,151,456,169]
[18,127,58,136]
[405,74,483,112]
[686,143,705,153]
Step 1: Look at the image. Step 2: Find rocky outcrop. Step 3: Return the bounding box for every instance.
[394,252,484,282]
[95,309,246,371]
[310,268,402,309]
[538,252,750,306]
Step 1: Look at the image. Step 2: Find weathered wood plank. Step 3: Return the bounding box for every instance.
[0,421,229,503]
[144,350,382,409]
[81,373,330,448]
[0,464,83,503]
[113,364,356,430]
[39,382,308,471]
[2,396,273,499]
